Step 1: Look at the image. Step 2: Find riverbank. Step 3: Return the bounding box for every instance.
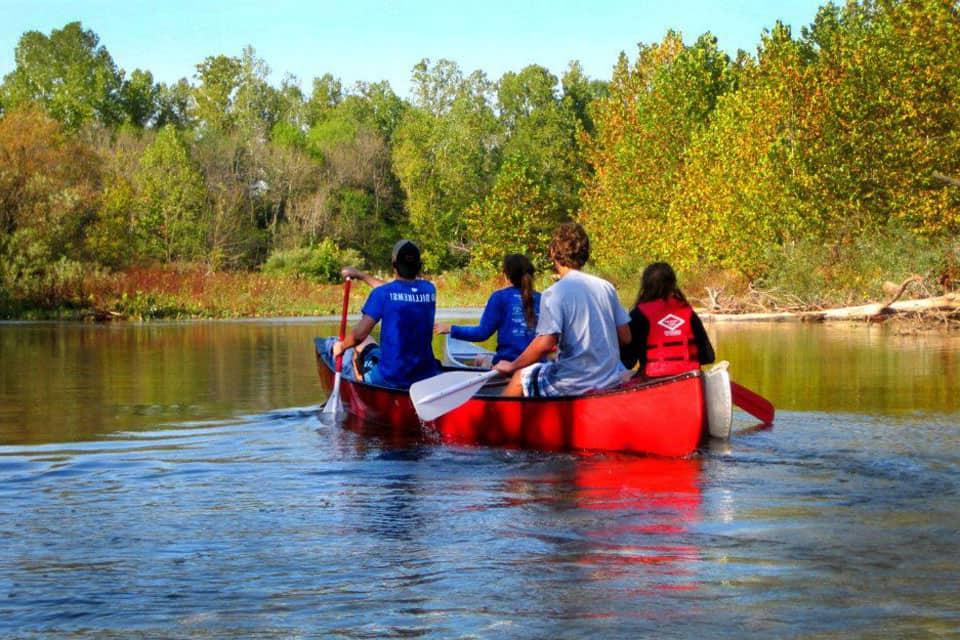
[0,266,499,321]
[2,265,957,330]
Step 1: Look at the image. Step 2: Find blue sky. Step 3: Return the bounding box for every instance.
[0,0,826,96]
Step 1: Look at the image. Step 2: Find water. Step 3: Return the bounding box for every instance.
[1,320,958,638]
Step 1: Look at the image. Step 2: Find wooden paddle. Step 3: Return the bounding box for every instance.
[410,369,500,421]
[321,277,352,423]
[730,380,775,425]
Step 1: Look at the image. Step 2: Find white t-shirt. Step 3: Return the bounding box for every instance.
[535,269,630,396]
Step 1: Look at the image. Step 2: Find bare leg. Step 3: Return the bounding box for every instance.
[352,337,377,379]
[501,369,525,397]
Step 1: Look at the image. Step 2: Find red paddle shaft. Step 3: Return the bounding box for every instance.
[334,278,352,374]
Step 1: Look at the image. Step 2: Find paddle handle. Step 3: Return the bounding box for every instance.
[417,370,499,405]
[334,278,352,374]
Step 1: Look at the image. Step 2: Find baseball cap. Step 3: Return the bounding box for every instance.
[391,239,421,264]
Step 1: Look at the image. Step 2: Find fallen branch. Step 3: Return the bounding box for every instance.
[702,293,959,323]
[933,172,960,187]
[881,274,923,308]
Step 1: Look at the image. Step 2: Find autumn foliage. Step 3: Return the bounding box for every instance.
[581,0,960,290]
[2,2,960,318]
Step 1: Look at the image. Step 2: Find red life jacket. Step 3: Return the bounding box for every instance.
[636,297,699,377]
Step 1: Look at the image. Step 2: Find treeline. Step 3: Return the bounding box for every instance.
[1,0,959,316]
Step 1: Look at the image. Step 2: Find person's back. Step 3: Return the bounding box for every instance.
[437,254,541,364]
[492,286,541,362]
[538,270,627,395]
[364,277,439,387]
[493,223,631,397]
[332,239,440,389]
[620,262,715,377]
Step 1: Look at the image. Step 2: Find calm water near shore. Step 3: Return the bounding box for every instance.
[1,319,958,638]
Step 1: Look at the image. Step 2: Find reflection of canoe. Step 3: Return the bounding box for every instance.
[315,337,713,457]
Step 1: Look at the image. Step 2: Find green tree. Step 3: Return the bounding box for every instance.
[1,22,124,130]
[667,22,815,278]
[192,54,242,133]
[270,73,308,148]
[561,61,608,136]
[793,0,960,240]
[339,81,407,141]
[155,78,193,128]
[393,59,499,270]
[233,46,282,140]
[119,68,159,127]
[581,32,735,275]
[465,65,585,268]
[305,73,343,127]
[465,158,557,270]
[134,125,209,262]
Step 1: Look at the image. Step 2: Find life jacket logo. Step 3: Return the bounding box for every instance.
[658,314,685,336]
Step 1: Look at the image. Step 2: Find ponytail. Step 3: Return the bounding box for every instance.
[520,272,536,329]
[503,253,537,329]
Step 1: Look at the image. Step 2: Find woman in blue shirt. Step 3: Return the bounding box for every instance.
[435,254,541,364]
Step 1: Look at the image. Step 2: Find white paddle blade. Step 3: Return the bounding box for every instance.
[320,373,344,424]
[410,370,499,422]
[704,361,733,439]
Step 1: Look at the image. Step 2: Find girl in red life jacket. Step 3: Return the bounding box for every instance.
[620,262,715,378]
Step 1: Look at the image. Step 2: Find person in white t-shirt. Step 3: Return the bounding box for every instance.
[493,223,632,397]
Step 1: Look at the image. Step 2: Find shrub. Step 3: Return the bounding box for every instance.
[262,240,363,283]
[758,225,950,306]
[0,230,91,312]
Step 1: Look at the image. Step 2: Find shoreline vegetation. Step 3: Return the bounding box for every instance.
[1,2,959,328]
[4,264,957,332]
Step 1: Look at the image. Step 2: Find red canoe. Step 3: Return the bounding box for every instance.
[314,338,710,457]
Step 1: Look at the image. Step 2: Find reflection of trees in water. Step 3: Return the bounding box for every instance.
[712,323,960,414]
[0,322,327,444]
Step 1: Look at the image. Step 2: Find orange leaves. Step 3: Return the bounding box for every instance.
[0,104,101,244]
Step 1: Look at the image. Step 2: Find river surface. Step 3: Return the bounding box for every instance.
[1,319,958,638]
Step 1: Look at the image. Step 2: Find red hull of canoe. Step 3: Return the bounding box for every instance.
[315,340,707,457]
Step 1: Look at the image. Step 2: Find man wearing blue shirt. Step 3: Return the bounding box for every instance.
[332,239,441,389]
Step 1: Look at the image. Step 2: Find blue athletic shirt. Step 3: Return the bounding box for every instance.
[450,286,541,363]
[361,278,441,388]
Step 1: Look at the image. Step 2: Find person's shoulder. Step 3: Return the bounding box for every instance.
[568,269,615,292]
[542,279,562,297]
[539,281,562,308]
[414,278,436,292]
[368,280,392,297]
[379,278,402,291]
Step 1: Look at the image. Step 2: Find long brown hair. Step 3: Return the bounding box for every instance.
[635,262,688,306]
[503,253,537,328]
